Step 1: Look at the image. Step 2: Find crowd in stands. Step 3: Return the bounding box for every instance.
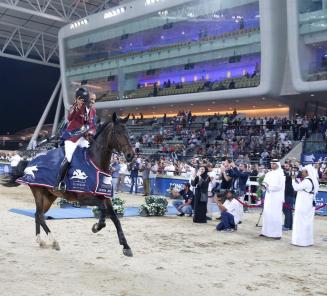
[0,152,13,161]
[128,112,316,163]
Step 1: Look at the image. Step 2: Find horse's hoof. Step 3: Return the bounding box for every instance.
[92,223,106,233]
[39,240,47,248]
[52,240,60,251]
[123,248,133,257]
[92,223,99,233]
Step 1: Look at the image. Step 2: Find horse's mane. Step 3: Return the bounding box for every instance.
[93,120,112,140]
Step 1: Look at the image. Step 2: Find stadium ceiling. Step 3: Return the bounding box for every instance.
[0,0,122,67]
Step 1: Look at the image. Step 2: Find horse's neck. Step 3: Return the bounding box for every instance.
[88,134,112,173]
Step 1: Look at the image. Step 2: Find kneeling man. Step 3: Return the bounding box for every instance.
[215,190,240,232]
[171,182,194,217]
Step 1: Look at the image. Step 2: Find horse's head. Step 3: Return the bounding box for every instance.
[108,112,134,162]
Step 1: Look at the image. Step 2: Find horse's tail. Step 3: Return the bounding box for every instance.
[0,160,29,187]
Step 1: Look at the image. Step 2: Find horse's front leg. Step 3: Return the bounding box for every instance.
[92,197,107,233]
[105,199,133,257]
[92,207,107,233]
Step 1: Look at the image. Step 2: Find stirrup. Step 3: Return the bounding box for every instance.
[54,181,66,193]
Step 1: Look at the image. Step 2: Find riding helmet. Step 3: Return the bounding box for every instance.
[75,87,90,103]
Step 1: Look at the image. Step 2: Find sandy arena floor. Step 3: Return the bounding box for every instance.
[0,185,326,296]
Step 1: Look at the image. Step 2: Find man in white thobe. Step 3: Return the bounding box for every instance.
[291,165,318,247]
[260,160,285,239]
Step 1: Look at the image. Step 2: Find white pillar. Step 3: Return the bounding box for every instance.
[323,0,327,10]
[27,79,61,150]
[51,88,63,137]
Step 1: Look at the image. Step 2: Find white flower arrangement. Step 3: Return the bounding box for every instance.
[139,195,168,216]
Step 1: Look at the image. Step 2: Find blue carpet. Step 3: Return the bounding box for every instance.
[9,204,219,220]
[10,205,180,220]
[9,207,95,219]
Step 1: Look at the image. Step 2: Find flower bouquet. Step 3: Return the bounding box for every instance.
[139,195,168,217]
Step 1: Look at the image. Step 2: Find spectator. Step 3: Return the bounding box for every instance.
[117,158,128,192]
[110,158,120,195]
[129,159,139,194]
[220,160,233,192]
[149,160,158,195]
[214,190,240,232]
[171,182,194,216]
[292,165,318,247]
[282,162,295,231]
[191,165,210,223]
[141,159,151,196]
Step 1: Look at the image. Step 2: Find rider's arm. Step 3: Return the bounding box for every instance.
[67,104,80,121]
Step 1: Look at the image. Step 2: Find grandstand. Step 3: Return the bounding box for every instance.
[1,0,327,149]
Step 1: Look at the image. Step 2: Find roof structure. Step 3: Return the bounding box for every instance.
[0,0,122,67]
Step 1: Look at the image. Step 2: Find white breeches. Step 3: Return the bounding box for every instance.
[64,137,89,162]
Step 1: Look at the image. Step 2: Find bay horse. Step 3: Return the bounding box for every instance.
[28,112,135,256]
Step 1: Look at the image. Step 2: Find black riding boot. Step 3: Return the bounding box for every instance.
[54,158,70,192]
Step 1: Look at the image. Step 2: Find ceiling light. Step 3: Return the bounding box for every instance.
[207,108,211,111]
[310,94,315,97]
[104,6,126,19]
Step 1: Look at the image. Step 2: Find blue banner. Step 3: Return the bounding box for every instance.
[155,177,188,196]
[301,153,327,164]
[316,190,327,216]
[118,175,188,196]
[0,163,11,175]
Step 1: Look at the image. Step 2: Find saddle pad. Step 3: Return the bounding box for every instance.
[17,147,112,196]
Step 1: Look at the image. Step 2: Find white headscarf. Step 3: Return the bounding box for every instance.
[303,165,319,195]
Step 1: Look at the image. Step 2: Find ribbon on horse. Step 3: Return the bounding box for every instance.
[17,147,112,196]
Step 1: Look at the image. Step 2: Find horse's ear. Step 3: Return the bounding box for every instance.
[121,113,130,124]
[112,112,117,123]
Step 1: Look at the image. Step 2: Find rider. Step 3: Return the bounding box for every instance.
[54,87,96,191]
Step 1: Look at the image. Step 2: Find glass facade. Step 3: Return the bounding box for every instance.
[297,0,327,81]
[63,0,261,103]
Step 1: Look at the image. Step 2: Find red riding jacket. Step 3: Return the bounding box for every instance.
[62,104,96,143]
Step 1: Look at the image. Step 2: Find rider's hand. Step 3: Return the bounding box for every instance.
[75,97,84,109]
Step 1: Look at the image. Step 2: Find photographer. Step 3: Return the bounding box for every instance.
[291,165,318,247]
[214,190,240,232]
[191,165,210,223]
[171,182,194,217]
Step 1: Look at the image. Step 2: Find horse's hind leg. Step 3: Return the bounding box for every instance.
[31,187,60,250]
[42,190,60,250]
[104,198,133,257]
[31,187,47,248]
